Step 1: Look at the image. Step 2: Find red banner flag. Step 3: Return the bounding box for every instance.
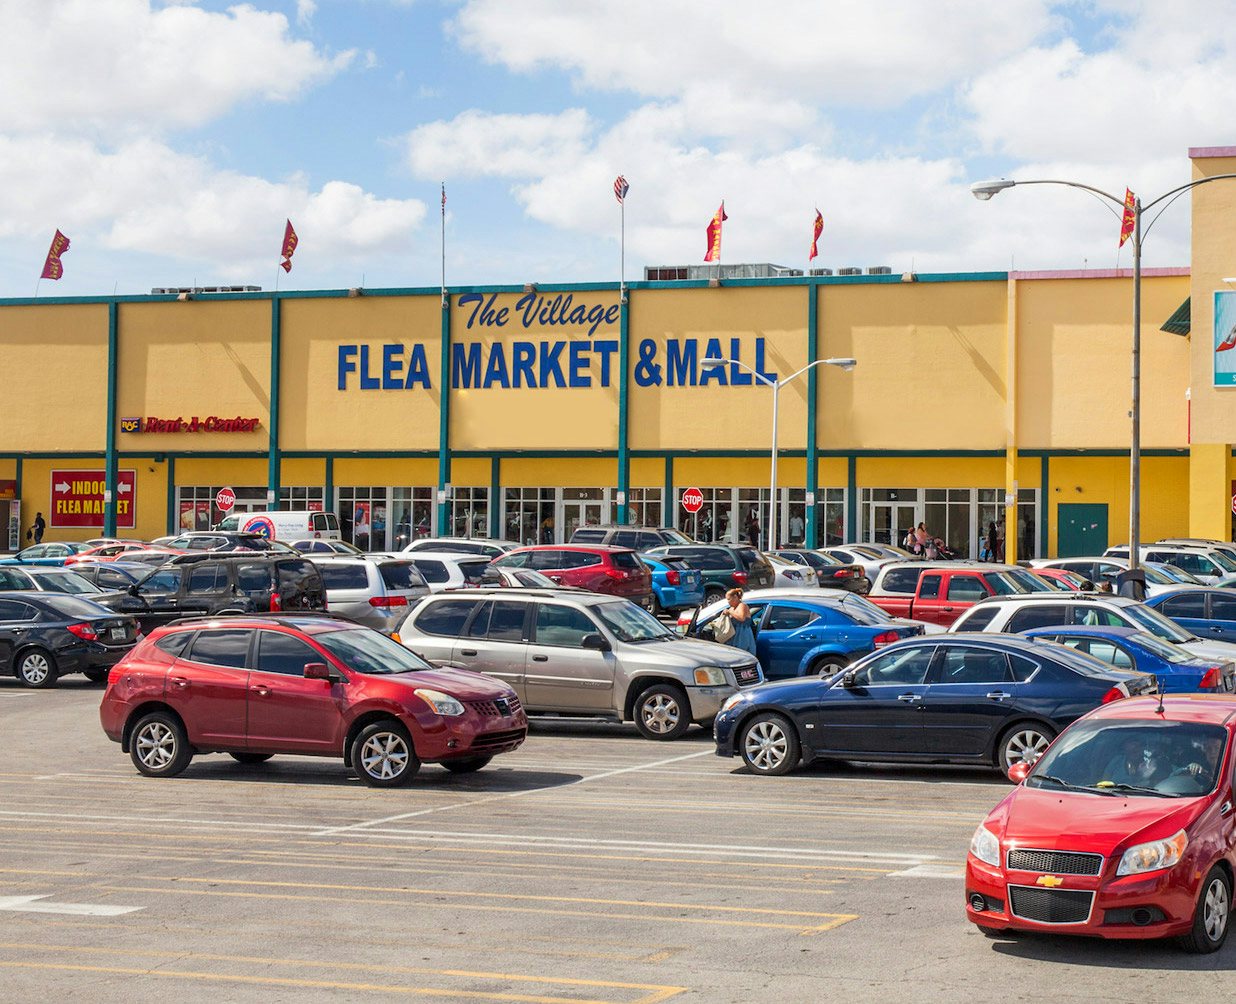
[40,230,71,280]
[280,219,298,272]
[704,201,727,263]
[1119,188,1136,248]
[809,209,824,261]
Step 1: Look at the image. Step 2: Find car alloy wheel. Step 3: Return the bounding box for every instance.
[17,650,56,689]
[352,721,420,787]
[739,712,801,776]
[1001,726,1054,771]
[1182,865,1232,953]
[129,712,192,778]
[136,722,177,770]
[1204,875,1229,944]
[633,683,692,740]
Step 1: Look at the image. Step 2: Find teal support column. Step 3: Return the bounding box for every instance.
[616,295,630,524]
[14,456,22,548]
[1039,455,1049,559]
[489,456,501,539]
[663,455,674,527]
[267,296,282,507]
[437,296,452,534]
[165,457,176,535]
[103,301,119,537]
[846,455,858,541]
[805,285,819,548]
[324,456,334,515]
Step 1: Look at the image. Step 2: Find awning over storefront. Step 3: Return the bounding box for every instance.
[1161,297,1191,336]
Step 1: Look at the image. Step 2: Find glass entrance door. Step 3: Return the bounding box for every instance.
[558,489,608,543]
[870,501,918,547]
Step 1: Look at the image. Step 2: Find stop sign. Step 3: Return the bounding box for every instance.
[681,487,704,513]
[215,487,236,513]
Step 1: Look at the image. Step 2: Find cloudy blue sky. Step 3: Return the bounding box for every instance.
[0,0,1231,297]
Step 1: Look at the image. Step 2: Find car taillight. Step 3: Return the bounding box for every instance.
[872,630,900,648]
[1200,668,1223,690]
[369,595,409,607]
[666,570,681,586]
[733,571,748,586]
[270,591,282,612]
[66,622,99,641]
[605,567,629,579]
[833,567,858,578]
[1102,683,1131,704]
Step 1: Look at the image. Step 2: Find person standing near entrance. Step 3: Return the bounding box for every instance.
[746,511,761,549]
[984,521,997,562]
[31,512,45,544]
[789,511,804,545]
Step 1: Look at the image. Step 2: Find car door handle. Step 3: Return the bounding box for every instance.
[170,677,189,690]
[986,691,1011,701]
[897,693,921,703]
[1221,801,1233,817]
[250,685,271,697]
[942,606,955,612]
[460,649,478,657]
[1211,627,1224,634]
[532,654,548,662]
[800,633,817,641]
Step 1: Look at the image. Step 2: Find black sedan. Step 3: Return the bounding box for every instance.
[0,593,138,687]
[0,564,148,621]
[770,549,870,592]
[713,635,1155,776]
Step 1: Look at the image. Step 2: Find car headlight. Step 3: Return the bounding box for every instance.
[969,825,1000,867]
[720,693,748,714]
[413,688,465,717]
[694,667,727,686]
[1116,830,1188,876]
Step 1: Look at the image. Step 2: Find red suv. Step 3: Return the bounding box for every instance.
[490,545,653,606]
[100,615,527,787]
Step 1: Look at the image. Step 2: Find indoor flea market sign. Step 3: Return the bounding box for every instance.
[336,292,780,391]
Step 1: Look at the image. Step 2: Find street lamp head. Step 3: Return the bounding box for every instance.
[824,357,857,371]
[970,179,1016,201]
[700,355,726,367]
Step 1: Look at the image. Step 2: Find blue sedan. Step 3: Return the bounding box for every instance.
[1144,586,1236,644]
[684,592,923,679]
[638,554,705,615]
[714,634,1154,775]
[1020,625,1234,693]
[0,542,92,567]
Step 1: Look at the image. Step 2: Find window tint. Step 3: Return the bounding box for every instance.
[737,548,764,569]
[236,564,272,593]
[0,568,28,590]
[763,605,817,631]
[459,561,490,585]
[378,562,426,591]
[1211,594,1236,620]
[1074,605,1128,627]
[415,599,480,637]
[466,601,492,638]
[312,513,328,531]
[97,568,133,589]
[918,574,942,599]
[880,568,921,594]
[571,529,606,543]
[611,551,641,570]
[257,631,322,676]
[1159,593,1207,617]
[636,532,662,550]
[853,646,934,686]
[934,648,1010,685]
[673,547,735,571]
[317,563,370,590]
[1009,654,1040,682]
[37,594,114,620]
[946,576,988,602]
[487,601,527,642]
[32,571,98,595]
[186,564,223,593]
[185,629,252,669]
[559,551,601,569]
[0,599,35,621]
[1006,605,1072,632]
[154,631,193,658]
[413,559,449,584]
[276,561,320,596]
[526,551,562,571]
[610,531,639,548]
[138,567,183,596]
[534,604,599,646]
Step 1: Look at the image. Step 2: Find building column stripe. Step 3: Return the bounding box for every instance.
[490,456,501,539]
[104,301,119,537]
[663,455,674,528]
[1040,455,1049,559]
[805,283,819,548]
[437,297,452,534]
[324,456,334,518]
[165,457,176,535]
[846,455,857,541]
[267,296,282,505]
[616,294,631,524]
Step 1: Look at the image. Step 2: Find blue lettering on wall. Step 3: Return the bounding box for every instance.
[405,344,431,389]
[539,341,566,388]
[382,343,404,389]
[452,342,482,389]
[359,344,380,389]
[666,339,697,387]
[338,345,357,390]
[483,343,511,388]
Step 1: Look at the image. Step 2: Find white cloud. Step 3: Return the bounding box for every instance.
[406,108,594,178]
[296,0,317,28]
[0,0,354,134]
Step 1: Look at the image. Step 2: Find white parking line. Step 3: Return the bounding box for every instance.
[315,749,715,837]
[888,864,965,878]
[0,810,325,832]
[0,894,142,917]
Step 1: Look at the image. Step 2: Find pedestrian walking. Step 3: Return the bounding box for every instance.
[984,521,997,562]
[913,522,929,556]
[31,512,45,544]
[995,519,1006,562]
[788,511,804,545]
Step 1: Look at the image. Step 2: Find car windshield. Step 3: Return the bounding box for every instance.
[1006,569,1053,592]
[33,571,101,595]
[513,569,558,587]
[1153,563,1202,584]
[1123,603,1196,643]
[987,572,1024,595]
[832,593,899,621]
[1027,720,1228,798]
[315,627,432,675]
[1141,564,1177,585]
[1209,550,1236,572]
[594,601,675,642]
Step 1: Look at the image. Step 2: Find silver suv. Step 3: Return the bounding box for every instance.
[396,589,762,740]
[309,556,429,632]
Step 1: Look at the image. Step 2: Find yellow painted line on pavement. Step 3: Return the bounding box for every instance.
[0,868,85,878]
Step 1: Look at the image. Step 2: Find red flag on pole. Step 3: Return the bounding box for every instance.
[809,209,824,261]
[40,230,71,280]
[1119,189,1136,248]
[704,201,727,262]
[280,219,298,272]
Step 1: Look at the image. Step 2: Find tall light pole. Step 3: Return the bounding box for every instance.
[702,354,857,551]
[971,172,1236,583]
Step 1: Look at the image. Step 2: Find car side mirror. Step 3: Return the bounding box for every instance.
[841,670,858,688]
[581,633,611,653]
[303,662,334,681]
[1007,761,1032,784]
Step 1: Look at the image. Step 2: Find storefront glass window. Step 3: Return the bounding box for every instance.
[505,488,555,545]
[625,489,663,528]
[390,487,434,549]
[176,485,322,533]
[448,487,490,539]
[338,487,388,551]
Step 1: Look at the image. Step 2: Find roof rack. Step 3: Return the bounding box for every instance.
[160,610,354,628]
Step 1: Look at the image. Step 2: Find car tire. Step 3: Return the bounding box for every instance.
[632,683,693,741]
[352,720,420,787]
[648,593,663,618]
[997,723,1056,772]
[808,655,847,677]
[739,712,801,776]
[83,668,110,684]
[16,649,58,689]
[228,752,273,764]
[704,587,725,605]
[1181,865,1231,954]
[129,711,193,778]
[442,755,493,774]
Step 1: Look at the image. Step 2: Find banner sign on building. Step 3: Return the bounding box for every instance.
[1215,290,1236,386]
[50,470,136,529]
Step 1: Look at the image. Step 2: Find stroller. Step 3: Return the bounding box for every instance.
[933,537,958,560]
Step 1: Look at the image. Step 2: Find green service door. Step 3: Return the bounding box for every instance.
[1057,503,1109,557]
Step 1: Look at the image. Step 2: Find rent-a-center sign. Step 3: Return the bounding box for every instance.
[51,470,136,529]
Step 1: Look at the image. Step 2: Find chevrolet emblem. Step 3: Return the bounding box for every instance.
[1036,875,1065,888]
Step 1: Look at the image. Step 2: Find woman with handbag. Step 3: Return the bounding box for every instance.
[718,587,759,663]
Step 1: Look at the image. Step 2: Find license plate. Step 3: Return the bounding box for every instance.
[109,627,126,641]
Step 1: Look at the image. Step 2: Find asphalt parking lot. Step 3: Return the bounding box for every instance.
[1,678,1233,1002]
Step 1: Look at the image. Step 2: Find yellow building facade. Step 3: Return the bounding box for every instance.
[1,147,1232,559]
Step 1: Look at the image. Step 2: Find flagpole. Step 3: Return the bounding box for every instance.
[620,196,626,303]
[440,182,446,306]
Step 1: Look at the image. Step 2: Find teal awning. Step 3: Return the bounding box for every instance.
[1160,297,1190,336]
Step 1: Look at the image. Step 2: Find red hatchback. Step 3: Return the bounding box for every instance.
[100,615,527,786]
[966,694,1236,952]
[490,545,653,606]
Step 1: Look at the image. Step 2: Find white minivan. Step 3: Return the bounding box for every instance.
[216,510,341,541]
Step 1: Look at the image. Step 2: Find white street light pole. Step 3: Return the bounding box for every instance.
[702,355,857,552]
[971,172,1236,583]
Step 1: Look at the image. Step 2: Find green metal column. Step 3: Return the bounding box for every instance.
[103,301,119,537]
[1039,455,1049,559]
[165,457,176,535]
[805,284,819,548]
[267,296,282,507]
[663,455,674,527]
[846,455,857,541]
[489,456,501,539]
[324,456,334,516]
[616,294,630,524]
[437,296,452,534]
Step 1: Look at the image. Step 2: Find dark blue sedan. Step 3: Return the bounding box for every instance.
[1020,625,1234,693]
[713,635,1154,775]
[683,592,923,679]
[1144,586,1236,644]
